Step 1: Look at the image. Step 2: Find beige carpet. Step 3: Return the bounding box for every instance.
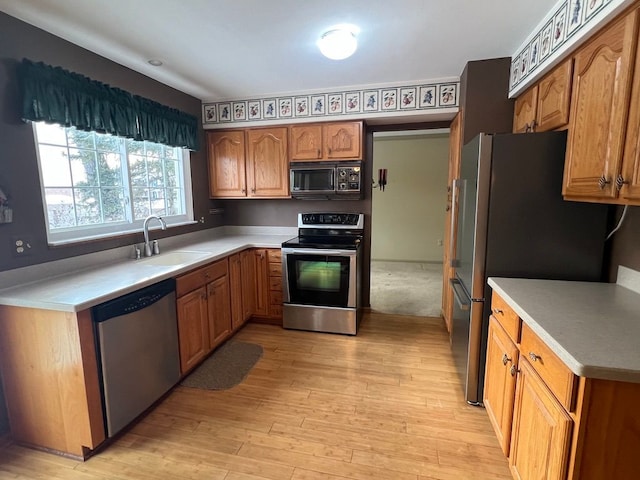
[369,260,443,317]
[180,341,263,390]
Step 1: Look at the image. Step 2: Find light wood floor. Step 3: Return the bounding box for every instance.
[0,313,511,480]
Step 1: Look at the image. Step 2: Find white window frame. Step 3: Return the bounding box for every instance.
[33,123,195,246]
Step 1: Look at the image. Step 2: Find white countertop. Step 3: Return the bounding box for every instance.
[488,273,640,384]
[0,229,296,313]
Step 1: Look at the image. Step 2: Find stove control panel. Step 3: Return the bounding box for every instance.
[300,213,364,228]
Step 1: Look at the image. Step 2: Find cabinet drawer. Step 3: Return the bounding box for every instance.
[520,323,577,411]
[267,249,281,263]
[176,259,228,297]
[268,262,282,277]
[490,291,521,343]
[269,276,282,291]
[270,290,282,305]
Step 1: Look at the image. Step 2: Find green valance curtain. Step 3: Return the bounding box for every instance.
[19,58,199,151]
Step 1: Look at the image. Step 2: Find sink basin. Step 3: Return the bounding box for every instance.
[138,250,211,266]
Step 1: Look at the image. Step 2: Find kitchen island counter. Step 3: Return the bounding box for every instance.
[0,229,295,313]
[488,270,640,384]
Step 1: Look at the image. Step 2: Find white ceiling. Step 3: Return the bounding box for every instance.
[0,0,557,102]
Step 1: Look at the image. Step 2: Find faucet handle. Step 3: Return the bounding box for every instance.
[152,240,160,255]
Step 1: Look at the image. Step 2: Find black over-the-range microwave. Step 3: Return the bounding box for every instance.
[289,161,363,199]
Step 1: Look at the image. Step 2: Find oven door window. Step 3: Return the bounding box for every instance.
[291,168,334,192]
[286,253,350,307]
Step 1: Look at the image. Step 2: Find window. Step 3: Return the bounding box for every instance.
[33,122,193,244]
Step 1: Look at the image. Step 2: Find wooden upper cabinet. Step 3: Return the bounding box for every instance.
[536,58,573,132]
[290,121,363,161]
[324,122,362,159]
[207,130,247,198]
[563,8,639,201]
[289,124,323,160]
[513,86,538,133]
[513,58,572,134]
[246,127,289,197]
[620,20,640,203]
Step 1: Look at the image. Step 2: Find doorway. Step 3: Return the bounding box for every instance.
[369,130,449,317]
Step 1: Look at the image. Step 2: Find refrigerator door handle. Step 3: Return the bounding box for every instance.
[450,278,470,311]
[449,178,461,268]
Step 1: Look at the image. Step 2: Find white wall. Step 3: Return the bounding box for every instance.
[371,133,449,262]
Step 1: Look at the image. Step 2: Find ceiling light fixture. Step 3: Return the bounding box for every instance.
[148,59,163,67]
[317,25,359,60]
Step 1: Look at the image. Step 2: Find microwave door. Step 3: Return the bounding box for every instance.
[291,167,336,195]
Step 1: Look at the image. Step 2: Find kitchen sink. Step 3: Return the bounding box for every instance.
[137,250,211,266]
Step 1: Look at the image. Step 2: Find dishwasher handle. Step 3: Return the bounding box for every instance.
[92,278,176,323]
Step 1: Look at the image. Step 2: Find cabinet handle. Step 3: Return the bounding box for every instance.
[317,148,321,158]
[251,188,256,194]
[598,175,611,189]
[328,147,332,155]
[529,352,540,362]
[492,308,503,316]
[510,365,519,377]
[616,174,629,190]
[242,188,246,193]
[502,353,512,366]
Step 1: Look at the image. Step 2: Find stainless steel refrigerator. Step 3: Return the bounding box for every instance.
[449,131,609,405]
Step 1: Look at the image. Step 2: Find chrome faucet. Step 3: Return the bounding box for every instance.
[143,215,167,257]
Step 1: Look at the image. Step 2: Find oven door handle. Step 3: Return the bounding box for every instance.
[282,248,357,256]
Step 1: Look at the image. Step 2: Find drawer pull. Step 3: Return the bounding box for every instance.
[502,353,512,366]
[493,308,503,315]
[529,352,540,362]
[510,365,519,377]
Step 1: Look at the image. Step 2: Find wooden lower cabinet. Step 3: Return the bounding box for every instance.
[484,317,519,456]
[248,248,283,324]
[176,259,232,374]
[509,359,573,480]
[229,252,253,331]
[486,291,640,479]
[176,286,209,373]
[0,307,105,458]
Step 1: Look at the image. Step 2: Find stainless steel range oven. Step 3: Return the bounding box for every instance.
[282,213,364,335]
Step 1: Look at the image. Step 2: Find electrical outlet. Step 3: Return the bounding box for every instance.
[437,239,443,246]
[12,235,34,256]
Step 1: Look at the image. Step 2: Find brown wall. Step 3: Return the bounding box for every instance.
[0,12,221,274]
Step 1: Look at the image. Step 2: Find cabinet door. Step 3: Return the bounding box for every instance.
[252,249,270,317]
[536,58,573,132]
[240,249,256,321]
[176,287,209,374]
[246,127,289,197]
[442,112,461,334]
[228,253,244,331]
[513,86,538,133]
[324,122,362,159]
[483,317,519,456]
[207,276,231,349]
[510,359,573,480]
[290,124,323,160]
[621,30,640,203]
[207,130,247,198]
[563,9,639,200]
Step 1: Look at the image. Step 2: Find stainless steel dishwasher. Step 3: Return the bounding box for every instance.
[92,278,180,437]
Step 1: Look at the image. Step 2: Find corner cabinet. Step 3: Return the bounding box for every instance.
[289,121,362,161]
[562,6,640,204]
[207,127,289,198]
